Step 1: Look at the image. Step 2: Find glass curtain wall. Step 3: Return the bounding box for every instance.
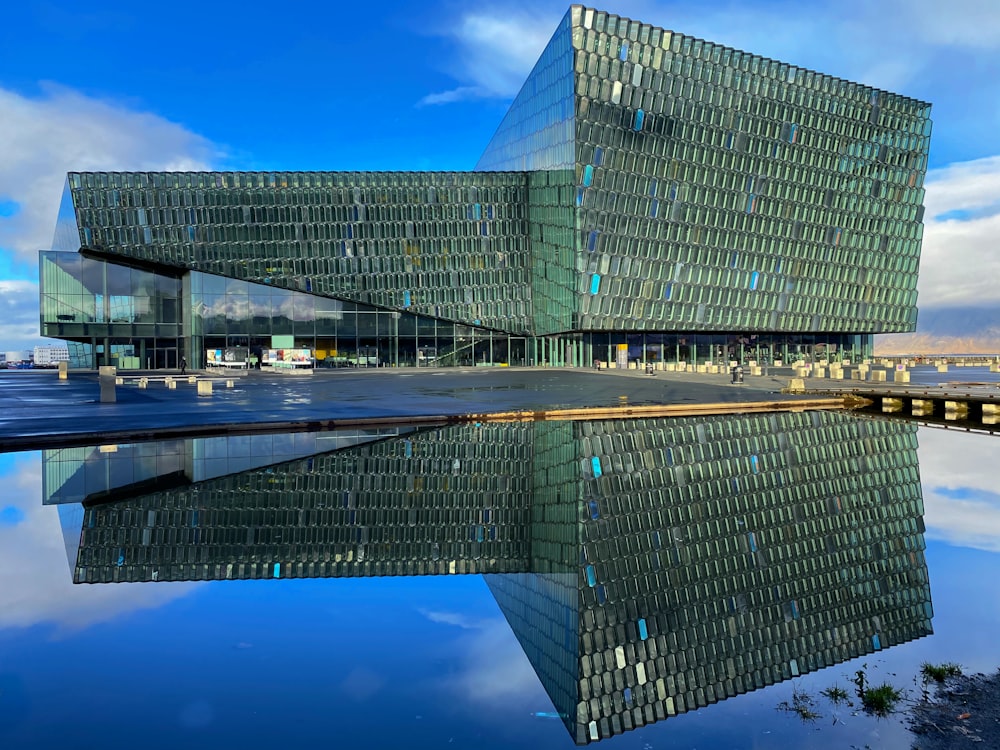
[39,251,182,369]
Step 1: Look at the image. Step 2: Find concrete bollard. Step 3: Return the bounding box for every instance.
[937,364,949,373]
[226,380,234,388]
[138,378,148,389]
[828,368,843,380]
[882,397,903,412]
[167,379,177,389]
[813,367,826,378]
[893,369,910,384]
[750,365,762,376]
[787,378,806,393]
[188,376,197,384]
[870,369,886,382]
[58,361,68,380]
[164,376,173,387]
[98,365,117,403]
[115,377,124,385]
[197,380,213,396]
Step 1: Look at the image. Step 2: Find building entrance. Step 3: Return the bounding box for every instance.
[153,347,178,370]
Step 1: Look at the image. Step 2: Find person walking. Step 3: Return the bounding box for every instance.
[180,356,187,375]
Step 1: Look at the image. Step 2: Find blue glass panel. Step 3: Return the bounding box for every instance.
[748,532,758,552]
[634,109,645,131]
[751,454,760,473]
[596,585,606,604]
[664,281,673,301]
[750,271,760,291]
[587,230,599,252]
[594,146,603,165]
[650,199,658,218]
[591,456,602,477]
[624,687,633,705]
[619,41,628,61]
[403,291,411,307]
[585,564,597,587]
[638,618,648,639]
[576,188,584,206]
[873,634,882,650]
[588,500,599,520]
[583,164,594,187]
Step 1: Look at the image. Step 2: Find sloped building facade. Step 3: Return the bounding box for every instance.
[40,5,931,369]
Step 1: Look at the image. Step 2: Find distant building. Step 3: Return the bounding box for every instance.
[40,5,931,370]
[4,350,31,366]
[33,345,70,367]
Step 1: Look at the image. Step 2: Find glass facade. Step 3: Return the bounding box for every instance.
[39,5,931,369]
[52,412,931,744]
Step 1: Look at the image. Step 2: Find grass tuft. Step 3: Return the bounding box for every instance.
[778,689,821,721]
[861,683,903,716]
[821,685,851,704]
[920,662,962,683]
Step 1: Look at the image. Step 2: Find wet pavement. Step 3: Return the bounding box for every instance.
[0,367,803,450]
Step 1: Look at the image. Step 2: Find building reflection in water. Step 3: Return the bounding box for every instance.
[44,412,931,745]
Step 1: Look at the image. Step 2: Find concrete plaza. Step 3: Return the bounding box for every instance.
[0,366,805,450]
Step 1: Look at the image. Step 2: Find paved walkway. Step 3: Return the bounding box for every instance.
[0,367,806,450]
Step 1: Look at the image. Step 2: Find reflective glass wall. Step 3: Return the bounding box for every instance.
[61,170,534,335]
[52,412,930,744]
[570,6,930,335]
[39,251,182,368]
[189,270,528,368]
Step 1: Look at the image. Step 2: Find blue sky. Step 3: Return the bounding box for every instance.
[2,0,1000,349]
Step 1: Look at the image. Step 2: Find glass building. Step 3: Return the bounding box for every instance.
[48,412,931,743]
[40,5,931,369]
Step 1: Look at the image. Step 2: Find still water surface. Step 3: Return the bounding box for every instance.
[1,410,998,749]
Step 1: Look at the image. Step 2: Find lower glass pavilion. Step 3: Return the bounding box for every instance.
[39,5,931,370]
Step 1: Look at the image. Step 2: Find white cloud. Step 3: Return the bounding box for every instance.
[419,8,558,105]
[418,608,482,629]
[918,427,1000,553]
[917,156,1000,307]
[0,279,49,351]
[0,454,198,632]
[419,606,546,705]
[923,156,1000,220]
[0,83,220,267]
[0,83,220,350]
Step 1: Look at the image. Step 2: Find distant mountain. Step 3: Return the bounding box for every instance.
[876,307,1000,354]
